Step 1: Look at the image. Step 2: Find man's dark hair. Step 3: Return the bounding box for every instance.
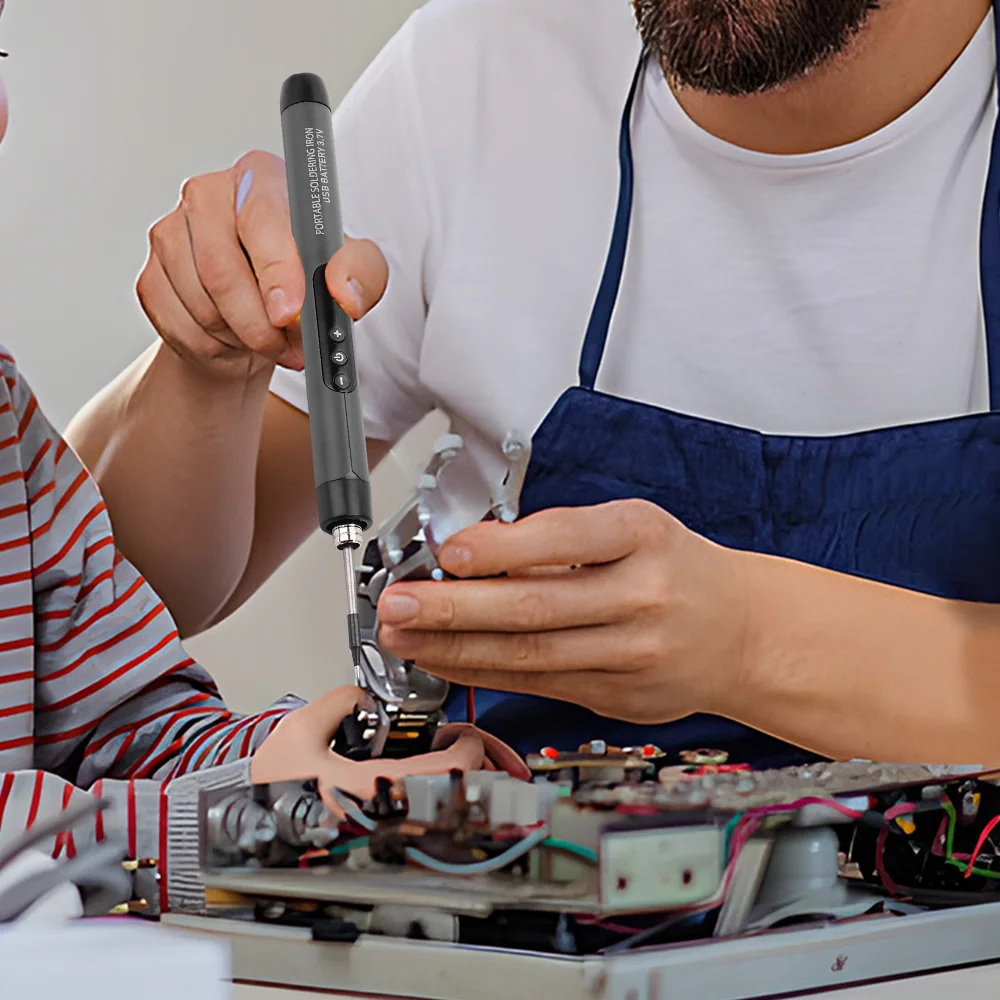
[633,0,882,97]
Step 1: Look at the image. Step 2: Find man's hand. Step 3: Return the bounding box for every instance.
[250,687,528,814]
[376,500,753,725]
[137,150,389,379]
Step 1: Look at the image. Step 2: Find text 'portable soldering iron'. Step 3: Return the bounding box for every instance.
[280,73,372,676]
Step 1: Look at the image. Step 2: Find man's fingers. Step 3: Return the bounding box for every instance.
[181,168,293,365]
[136,256,242,360]
[326,238,389,320]
[378,564,634,632]
[379,622,634,674]
[426,666,611,706]
[438,500,663,578]
[148,210,227,336]
[233,155,306,339]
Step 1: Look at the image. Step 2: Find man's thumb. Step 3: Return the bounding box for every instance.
[326,238,389,320]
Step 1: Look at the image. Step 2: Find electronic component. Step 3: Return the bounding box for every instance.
[195,759,1000,961]
[403,773,560,828]
[599,825,722,909]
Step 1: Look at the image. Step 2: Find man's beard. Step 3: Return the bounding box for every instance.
[632,0,881,96]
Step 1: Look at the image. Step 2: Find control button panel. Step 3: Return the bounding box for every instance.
[313,265,358,393]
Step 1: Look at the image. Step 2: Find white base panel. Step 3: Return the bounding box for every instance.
[165,901,1000,1000]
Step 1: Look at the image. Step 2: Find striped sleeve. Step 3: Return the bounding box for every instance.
[0,353,302,911]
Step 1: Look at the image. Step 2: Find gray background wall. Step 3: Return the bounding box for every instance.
[0,0,439,712]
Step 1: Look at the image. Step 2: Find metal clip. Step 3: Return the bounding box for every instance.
[346,431,530,759]
[489,432,532,524]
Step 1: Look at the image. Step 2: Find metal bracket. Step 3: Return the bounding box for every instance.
[340,432,531,759]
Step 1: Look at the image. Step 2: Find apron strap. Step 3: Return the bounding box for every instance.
[583,11,1000,403]
[578,53,647,391]
[980,0,1000,409]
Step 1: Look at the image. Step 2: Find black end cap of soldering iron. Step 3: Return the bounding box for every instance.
[317,478,373,534]
[280,73,331,112]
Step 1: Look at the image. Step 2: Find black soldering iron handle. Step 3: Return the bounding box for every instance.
[280,73,372,534]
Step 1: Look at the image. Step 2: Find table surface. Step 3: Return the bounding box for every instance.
[231,963,1000,1000]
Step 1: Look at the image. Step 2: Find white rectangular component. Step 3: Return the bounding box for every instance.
[402,772,558,828]
[403,774,452,824]
[599,825,723,909]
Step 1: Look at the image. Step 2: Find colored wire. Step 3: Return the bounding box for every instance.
[466,687,476,725]
[299,837,371,868]
[330,836,370,857]
[719,797,862,871]
[722,813,744,860]
[541,838,599,863]
[331,788,376,832]
[744,797,864,822]
[963,814,1000,879]
[584,918,645,935]
[874,802,916,898]
[406,824,549,875]
[941,798,1000,880]
[598,911,705,956]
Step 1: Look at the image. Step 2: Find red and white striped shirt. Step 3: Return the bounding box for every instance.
[0,350,298,912]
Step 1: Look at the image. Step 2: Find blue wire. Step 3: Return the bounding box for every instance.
[406,825,550,875]
[331,787,376,832]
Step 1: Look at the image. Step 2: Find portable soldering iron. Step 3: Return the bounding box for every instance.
[280,73,371,677]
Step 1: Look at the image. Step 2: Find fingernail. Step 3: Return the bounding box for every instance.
[267,287,292,325]
[236,170,253,213]
[346,277,364,316]
[380,593,420,624]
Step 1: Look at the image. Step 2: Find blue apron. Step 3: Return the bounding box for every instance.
[444,11,1000,765]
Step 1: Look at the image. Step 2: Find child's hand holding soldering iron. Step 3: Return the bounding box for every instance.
[249,686,528,815]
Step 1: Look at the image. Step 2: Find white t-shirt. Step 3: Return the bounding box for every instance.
[271,0,998,504]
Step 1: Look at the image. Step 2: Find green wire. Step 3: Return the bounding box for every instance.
[326,836,370,859]
[723,813,745,860]
[940,799,1000,880]
[941,799,957,858]
[541,838,599,863]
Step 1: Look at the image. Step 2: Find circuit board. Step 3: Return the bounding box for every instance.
[601,761,990,811]
[193,758,1000,957]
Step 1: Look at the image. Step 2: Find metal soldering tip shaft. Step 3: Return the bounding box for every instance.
[341,543,362,684]
[334,524,364,685]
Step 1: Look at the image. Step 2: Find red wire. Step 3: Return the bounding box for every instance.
[874,826,903,897]
[875,802,914,899]
[466,687,476,725]
[964,814,1000,878]
[745,796,863,821]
